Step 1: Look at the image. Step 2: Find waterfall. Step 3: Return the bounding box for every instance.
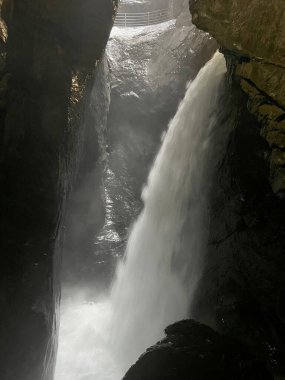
[55,52,227,380]
[109,51,227,372]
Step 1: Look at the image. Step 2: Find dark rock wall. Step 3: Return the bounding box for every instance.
[192,79,285,376]
[0,1,117,379]
[188,1,285,377]
[62,56,111,288]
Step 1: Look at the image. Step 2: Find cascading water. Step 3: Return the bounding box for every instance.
[109,51,227,371]
[55,52,227,380]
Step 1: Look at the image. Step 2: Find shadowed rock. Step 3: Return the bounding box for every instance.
[124,320,273,380]
[0,1,117,379]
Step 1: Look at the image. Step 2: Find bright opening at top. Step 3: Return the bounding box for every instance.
[115,0,175,27]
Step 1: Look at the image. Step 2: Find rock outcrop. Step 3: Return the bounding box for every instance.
[124,320,273,380]
[190,0,285,196]
[0,1,117,379]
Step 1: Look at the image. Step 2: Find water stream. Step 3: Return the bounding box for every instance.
[55,52,227,380]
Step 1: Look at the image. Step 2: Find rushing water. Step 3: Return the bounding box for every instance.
[55,52,227,380]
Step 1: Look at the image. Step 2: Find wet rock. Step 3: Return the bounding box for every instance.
[190,0,285,69]
[192,82,285,377]
[189,0,285,193]
[124,320,273,380]
[237,78,285,196]
[236,62,285,110]
[97,8,217,277]
[62,56,111,288]
[0,1,117,379]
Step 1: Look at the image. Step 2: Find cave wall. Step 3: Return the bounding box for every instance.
[62,55,111,288]
[91,4,217,287]
[190,0,285,195]
[188,0,285,377]
[192,80,285,376]
[0,1,117,379]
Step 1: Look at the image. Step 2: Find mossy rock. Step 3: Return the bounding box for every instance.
[236,61,285,110]
[267,121,285,133]
[271,167,285,195]
[0,72,10,109]
[271,149,285,168]
[265,131,285,149]
[258,104,285,123]
[239,80,285,124]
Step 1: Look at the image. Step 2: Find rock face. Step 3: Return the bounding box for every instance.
[0,1,117,379]
[192,83,285,377]
[187,1,285,378]
[190,0,285,69]
[62,56,111,288]
[124,320,273,380]
[92,7,217,285]
[190,0,285,195]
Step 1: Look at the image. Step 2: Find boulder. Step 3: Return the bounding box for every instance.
[124,320,273,380]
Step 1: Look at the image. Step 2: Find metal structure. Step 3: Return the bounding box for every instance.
[114,7,175,27]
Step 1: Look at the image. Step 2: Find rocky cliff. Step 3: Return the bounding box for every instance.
[0,1,117,379]
[187,1,285,378]
[190,0,285,196]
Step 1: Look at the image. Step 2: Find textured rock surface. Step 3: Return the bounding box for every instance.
[62,55,111,287]
[92,8,217,284]
[190,0,285,69]
[0,1,117,379]
[188,2,285,377]
[124,320,273,380]
[238,77,285,195]
[190,74,285,378]
[190,0,285,194]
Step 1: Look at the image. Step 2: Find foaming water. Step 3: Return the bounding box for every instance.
[55,52,227,380]
[55,291,120,380]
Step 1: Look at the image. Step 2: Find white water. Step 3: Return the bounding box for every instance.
[55,52,227,380]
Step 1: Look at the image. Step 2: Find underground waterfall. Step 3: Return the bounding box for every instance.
[1,0,284,377]
[55,51,227,380]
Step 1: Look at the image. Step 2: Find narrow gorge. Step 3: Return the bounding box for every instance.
[0,1,284,380]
